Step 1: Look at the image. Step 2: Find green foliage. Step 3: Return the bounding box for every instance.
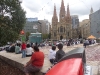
[0,0,26,45]
[42,34,48,40]
[48,33,51,39]
[26,32,30,41]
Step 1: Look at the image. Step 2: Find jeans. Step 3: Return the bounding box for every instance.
[22,50,26,58]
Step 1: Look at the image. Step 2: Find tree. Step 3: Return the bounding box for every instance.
[48,33,51,39]
[26,32,30,41]
[42,34,48,40]
[0,0,26,45]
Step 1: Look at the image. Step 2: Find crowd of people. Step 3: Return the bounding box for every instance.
[0,38,97,75]
[83,39,96,48]
[1,41,66,75]
[6,42,33,58]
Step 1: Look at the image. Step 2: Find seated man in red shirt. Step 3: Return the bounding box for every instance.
[24,46,44,75]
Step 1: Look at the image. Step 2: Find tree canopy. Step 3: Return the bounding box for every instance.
[0,0,26,45]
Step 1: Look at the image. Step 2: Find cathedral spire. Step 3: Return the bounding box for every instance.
[52,4,58,24]
[61,0,64,9]
[53,4,57,17]
[66,4,71,18]
[66,4,71,23]
[60,0,65,22]
[90,7,93,14]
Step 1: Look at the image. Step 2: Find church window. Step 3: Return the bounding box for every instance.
[68,32,69,36]
[60,26,63,32]
[54,32,56,36]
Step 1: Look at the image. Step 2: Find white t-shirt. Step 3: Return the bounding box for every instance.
[26,47,33,55]
[48,49,56,60]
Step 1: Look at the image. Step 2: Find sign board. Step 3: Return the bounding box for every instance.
[84,66,92,75]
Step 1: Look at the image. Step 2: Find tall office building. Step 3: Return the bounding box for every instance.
[89,8,100,38]
[71,15,79,29]
[24,18,41,33]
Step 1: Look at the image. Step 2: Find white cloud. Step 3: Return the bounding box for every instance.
[21,0,100,22]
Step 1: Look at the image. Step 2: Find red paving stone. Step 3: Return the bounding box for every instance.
[85,45,100,61]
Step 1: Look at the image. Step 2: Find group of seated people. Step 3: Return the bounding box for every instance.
[83,39,96,48]
[6,43,33,57]
[24,43,65,75]
[4,42,65,75]
[48,43,65,65]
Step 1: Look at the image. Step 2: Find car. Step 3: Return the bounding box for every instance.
[0,47,4,51]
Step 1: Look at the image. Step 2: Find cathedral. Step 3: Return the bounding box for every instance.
[51,0,72,40]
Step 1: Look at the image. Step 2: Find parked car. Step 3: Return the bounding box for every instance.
[0,47,4,51]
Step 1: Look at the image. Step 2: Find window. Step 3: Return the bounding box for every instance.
[58,27,59,32]
[60,26,63,32]
[54,32,56,36]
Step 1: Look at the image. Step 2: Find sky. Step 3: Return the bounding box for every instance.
[21,0,100,23]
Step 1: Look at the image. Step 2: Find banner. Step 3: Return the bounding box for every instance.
[33,25,38,29]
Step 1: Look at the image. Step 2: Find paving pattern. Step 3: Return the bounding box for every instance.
[85,45,100,61]
[85,44,100,75]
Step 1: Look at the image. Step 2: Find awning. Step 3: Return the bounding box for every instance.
[87,35,96,39]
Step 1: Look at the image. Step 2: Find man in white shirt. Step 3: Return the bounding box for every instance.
[48,46,56,64]
[26,44,33,57]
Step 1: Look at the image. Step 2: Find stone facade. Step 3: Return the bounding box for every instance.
[0,59,25,75]
[0,52,43,75]
[51,0,72,40]
[80,19,90,39]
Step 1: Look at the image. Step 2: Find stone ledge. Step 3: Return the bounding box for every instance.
[0,51,52,74]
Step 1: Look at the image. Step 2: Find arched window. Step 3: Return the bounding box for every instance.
[60,26,63,32]
[54,32,56,36]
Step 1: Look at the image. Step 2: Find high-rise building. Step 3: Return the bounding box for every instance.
[24,18,41,33]
[38,19,50,34]
[80,19,90,38]
[71,15,79,29]
[89,8,100,38]
[51,0,72,40]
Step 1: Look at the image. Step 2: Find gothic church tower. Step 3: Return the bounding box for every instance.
[51,0,72,40]
[51,4,58,40]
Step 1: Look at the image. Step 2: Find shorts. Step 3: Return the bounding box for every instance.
[24,64,41,73]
